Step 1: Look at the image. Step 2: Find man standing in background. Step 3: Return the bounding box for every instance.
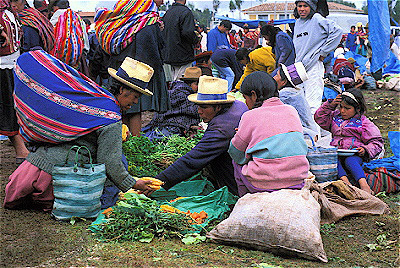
[207,20,232,52]
[162,0,199,83]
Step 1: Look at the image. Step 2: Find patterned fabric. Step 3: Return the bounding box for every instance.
[18,7,54,52]
[365,167,400,193]
[0,2,20,56]
[95,0,160,55]
[144,81,199,133]
[51,8,85,68]
[13,50,121,144]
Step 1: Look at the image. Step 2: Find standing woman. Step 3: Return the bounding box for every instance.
[0,0,29,165]
[10,0,54,53]
[95,0,170,136]
[261,24,295,76]
[292,0,342,115]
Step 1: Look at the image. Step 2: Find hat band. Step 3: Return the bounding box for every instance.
[116,68,148,89]
[197,92,227,101]
[287,65,303,85]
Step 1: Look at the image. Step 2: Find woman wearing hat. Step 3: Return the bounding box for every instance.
[273,62,319,137]
[141,66,203,140]
[155,76,248,196]
[95,0,170,137]
[229,71,309,197]
[4,52,155,211]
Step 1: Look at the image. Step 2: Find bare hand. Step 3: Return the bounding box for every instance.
[331,94,342,108]
[158,21,164,31]
[356,147,365,156]
[133,179,155,196]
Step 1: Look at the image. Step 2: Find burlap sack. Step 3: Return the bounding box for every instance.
[206,180,328,262]
[310,180,390,224]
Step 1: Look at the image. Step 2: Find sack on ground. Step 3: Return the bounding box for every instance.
[52,146,106,220]
[206,179,328,262]
[310,180,390,224]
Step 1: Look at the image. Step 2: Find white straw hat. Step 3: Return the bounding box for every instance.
[108,57,153,96]
[188,76,235,104]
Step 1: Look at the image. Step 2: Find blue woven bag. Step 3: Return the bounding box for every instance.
[52,146,106,220]
[306,135,338,183]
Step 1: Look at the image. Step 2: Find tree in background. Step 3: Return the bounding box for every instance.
[229,0,236,15]
[187,3,213,28]
[213,0,220,17]
[235,0,243,19]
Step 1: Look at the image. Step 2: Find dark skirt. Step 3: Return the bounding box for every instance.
[109,24,171,114]
[0,68,19,136]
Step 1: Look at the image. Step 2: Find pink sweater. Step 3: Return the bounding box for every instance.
[229,97,309,190]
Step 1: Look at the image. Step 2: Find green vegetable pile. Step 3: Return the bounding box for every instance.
[123,132,204,177]
[95,193,194,242]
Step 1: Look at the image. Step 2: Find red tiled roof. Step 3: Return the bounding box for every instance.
[243,2,362,13]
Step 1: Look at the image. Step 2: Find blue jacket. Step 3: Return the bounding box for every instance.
[207,26,230,52]
[157,101,248,195]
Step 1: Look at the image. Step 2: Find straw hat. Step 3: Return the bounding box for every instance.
[108,57,153,96]
[188,76,235,104]
[280,62,309,88]
[180,67,202,82]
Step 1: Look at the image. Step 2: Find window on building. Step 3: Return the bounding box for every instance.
[258,15,269,20]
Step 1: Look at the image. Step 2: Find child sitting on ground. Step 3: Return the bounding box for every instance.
[314,88,384,194]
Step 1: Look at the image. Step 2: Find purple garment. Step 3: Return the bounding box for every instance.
[233,161,304,197]
[314,101,384,160]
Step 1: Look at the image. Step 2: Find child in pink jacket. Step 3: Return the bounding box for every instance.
[314,88,383,194]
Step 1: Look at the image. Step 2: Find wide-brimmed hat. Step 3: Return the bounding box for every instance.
[108,57,153,96]
[194,51,212,62]
[188,76,235,104]
[180,67,202,82]
[280,62,309,88]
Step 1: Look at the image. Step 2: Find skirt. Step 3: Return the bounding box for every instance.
[4,161,54,211]
[0,68,19,136]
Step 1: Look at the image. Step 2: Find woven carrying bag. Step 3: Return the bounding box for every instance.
[52,146,106,220]
[306,135,338,183]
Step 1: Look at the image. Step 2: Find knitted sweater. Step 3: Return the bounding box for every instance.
[26,121,136,192]
[229,97,309,190]
[314,101,383,160]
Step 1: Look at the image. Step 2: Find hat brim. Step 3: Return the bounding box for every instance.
[187,93,235,104]
[180,77,199,82]
[280,64,298,89]
[108,68,153,96]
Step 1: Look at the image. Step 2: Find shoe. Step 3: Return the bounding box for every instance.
[16,157,26,166]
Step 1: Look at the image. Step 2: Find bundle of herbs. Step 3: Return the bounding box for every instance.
[123,131,204,177]
[95,193,195,243]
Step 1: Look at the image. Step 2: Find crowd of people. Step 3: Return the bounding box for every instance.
[1,0,390,211]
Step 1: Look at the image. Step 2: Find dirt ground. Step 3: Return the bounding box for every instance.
[0,91,399,268]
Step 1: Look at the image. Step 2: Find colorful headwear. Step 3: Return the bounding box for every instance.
[95,0,160,55]
[280,62,309,88]
[14,50,121,144]
[51,8,85,68]
[18,7,55,52]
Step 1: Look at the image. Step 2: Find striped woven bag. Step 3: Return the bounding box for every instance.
[52,146,106,220]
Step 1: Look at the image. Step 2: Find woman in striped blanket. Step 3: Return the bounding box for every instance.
[95,0,170,136]
[10,0,54,52]
[4,51,155,211]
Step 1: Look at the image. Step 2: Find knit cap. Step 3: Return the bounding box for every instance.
[295,0,317,11]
